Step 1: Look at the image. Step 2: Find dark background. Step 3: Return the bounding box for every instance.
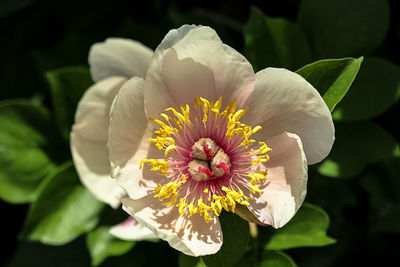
[1,0,400,266]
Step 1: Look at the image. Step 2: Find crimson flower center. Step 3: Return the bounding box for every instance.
[140,96,272,223]
[188,138,231,181]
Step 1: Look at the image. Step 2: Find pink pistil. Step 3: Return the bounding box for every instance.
[198,166,214,176]
[121,217,137,227]
[215,162,230,174]
[203,145,215,159]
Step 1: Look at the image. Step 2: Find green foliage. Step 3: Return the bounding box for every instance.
[333,58,400,121]
[298,0,390,58]
[265,203,336,250]
[260,251,297,267]
[361,159,400,234]
[232,250,297,267]
[202,212,250,267]
[6,238,91,267]
[84,206,142,265]
[98,240,179,267]
[244,6,311,72]
[296,57,363,112]
[21,162,104,245]
[318,122,400,178]
[0,101,58,203]
[232,250,257,267]
[179,254,207,267]
[46,67,93,140]
[87,227,135,266]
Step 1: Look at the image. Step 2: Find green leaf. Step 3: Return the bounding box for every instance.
[232,250,257,267]
[21,162,104,245]
[297,0,390,58]
[244,6,311,72]
[332,58,400,121]
[87,226,135,266]
[179,254,207,267]
[6,238,91,267]
[99,240,179,267]
[296,57,363,112]
[0,100,58,203]
[202,212,250,267]
[260,251,297,267]
[45,66,93,140]
[265,203,336,250]
[318,121,400,178]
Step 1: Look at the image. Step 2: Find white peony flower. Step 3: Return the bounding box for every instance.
[71,25,334,257]
[70,38,157,240]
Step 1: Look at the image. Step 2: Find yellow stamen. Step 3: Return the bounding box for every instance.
[160,113,170,121]
[180,104,191,123]
[140,159,170,175]
[164,145,177,156]
[166,107,187,123]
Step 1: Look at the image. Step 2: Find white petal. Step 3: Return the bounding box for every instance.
[89,38,153,82]
[73,77,126,141]
[122,196,223,256]
[108,77,157,200]
[247,132,308,228]
[144,25,255,120]
[71,133,125,208]
[243,68,334,164]
[161,48,218,106]
[170,41,255,107]
[71,77,127,207]
[110,217,158,241]
[156,24,221,52]
[234,204,268,226]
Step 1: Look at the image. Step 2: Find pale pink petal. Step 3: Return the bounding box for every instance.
[156,25,221,52]
[161,48,218,106]
[171,41,255,107]
[110,217,157,241]
[144,25,255,120]
[247,132,308,228]
[108,77,158,200]
[144,25,219,120]
[122,196,223,256]
[243,68,334,165]
[89,38,153,82]
[70,77,127,207]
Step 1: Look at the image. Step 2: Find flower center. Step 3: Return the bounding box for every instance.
[140,96,272,223]
[188,138,231,181]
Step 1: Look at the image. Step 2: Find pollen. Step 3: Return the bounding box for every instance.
[139,159,170,175]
